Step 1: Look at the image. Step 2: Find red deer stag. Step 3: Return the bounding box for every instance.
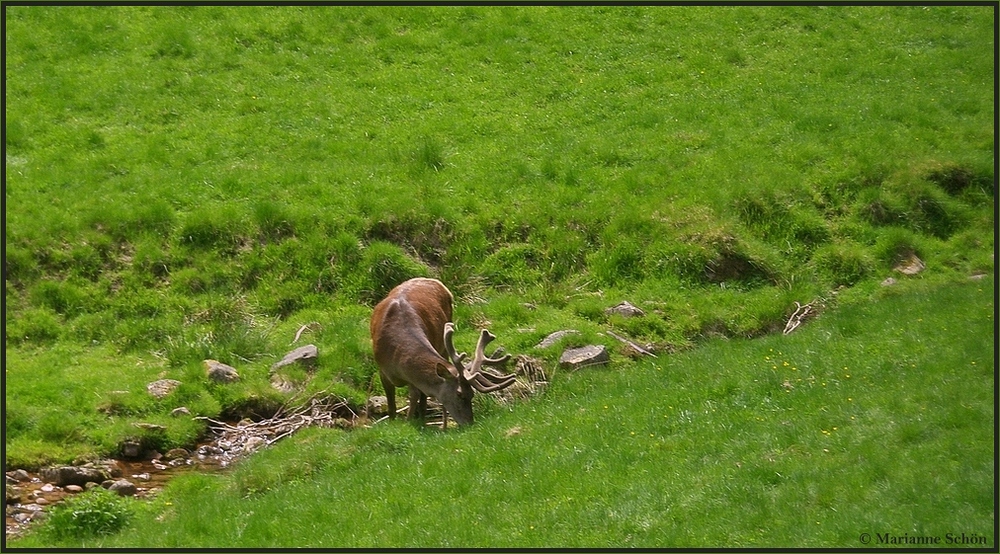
[370,278,517,428]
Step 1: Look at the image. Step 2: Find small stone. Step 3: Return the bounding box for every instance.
[121,440,142,458]
[204,360,240,383]
[133,423,167,432]
[270,373,299,394]
[894,253,925,275]
[65,485,84,493]
[164,448,189,460]
[270,344,319,373]
[559,345,610,371]
[243,437,266,453]
[881,277,897,287]
[537,330,580,349]
[171,406,192,417]
[146,379,182,399]
[34,497,50,506]
[366,396,388,417]
[8,469,31,482]
[40,483,55,493]
[108,479,137,496]
[13,512,33,523]
[6,484,20,503]
[605,301,645,318]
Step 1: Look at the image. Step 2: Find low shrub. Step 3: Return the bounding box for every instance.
[352,241,431,305]
[480,243,545,290]
[253,200,298,243]
[6,307,62,345]
[810,242,874,287]
[29,280,91,317]
[46,487,134,539]
[588,239,645,287]
[873,227,923,268]
[179,205,248,254]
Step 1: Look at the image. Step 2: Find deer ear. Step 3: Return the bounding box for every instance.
[436,363,454,380]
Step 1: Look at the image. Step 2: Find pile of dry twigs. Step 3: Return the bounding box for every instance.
[195,392,357,462]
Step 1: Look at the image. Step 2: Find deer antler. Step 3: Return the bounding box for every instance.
[443,322,466,371]
[442,324,517,393]
[465,329,516,393]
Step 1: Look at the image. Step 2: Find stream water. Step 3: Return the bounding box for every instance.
[5,445,230,540]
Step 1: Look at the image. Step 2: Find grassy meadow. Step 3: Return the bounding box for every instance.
[4,5,995,548]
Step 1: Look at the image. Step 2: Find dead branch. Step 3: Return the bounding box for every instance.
[606,330,657,358]
[194,390,354,463]
[291,322,321,345]
[783,301,814,335]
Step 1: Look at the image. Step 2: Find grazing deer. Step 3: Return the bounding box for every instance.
[370,278,517,428]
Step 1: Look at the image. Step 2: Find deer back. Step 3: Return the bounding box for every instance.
[370,278,457,386]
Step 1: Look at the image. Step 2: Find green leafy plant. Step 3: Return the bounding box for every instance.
[45,487,134,539]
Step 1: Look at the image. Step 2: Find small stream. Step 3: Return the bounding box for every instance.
[5,443,230,540]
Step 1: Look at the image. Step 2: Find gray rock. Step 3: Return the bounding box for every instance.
[270,344,319,373]
[86,460,123,478]
[40,466,109,487]
[7,469,31,482]
[64,485,84,493]
[537,330,580,349]
[133,422,167,432]
[559,345,610,370]
[121,440,142,458]
[108,479,137,497]
[270,373,298,394]
[894,253,925,275]
[164,448,189,460]
[605,301,645,318]
[6,484,20,503]
[367,395,389,417]
[881,277,897,287]
[146,379,182,399]
[205,360,240,383]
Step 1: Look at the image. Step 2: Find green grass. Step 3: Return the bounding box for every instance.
[3,4,995,545]
[12,278,993,548]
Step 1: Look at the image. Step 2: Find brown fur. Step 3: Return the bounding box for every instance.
[370,278,474,426]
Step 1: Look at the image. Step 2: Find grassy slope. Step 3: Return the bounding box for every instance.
[3,3,995,533]
[14,278,993,548]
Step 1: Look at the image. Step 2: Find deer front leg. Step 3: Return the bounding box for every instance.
[408,387,426,420]
[380,374,397,419]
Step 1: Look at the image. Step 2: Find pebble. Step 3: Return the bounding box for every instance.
[34,498,50,506]
[65,485,84,493]
[40,483,55,493]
